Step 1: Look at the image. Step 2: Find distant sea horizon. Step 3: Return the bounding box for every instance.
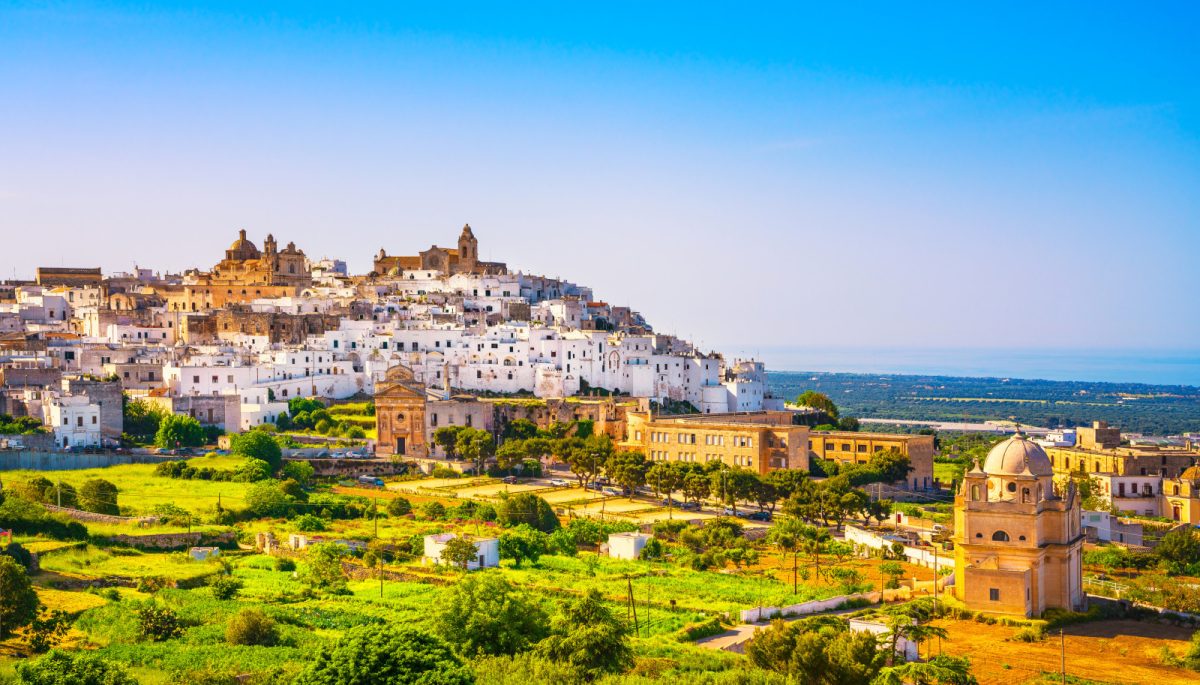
[749,346,1200,387]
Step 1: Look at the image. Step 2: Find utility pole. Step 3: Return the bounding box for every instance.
[374,497,379,539]
[645,571,651,639]
[627,576,639,633]
[1060,629,1066,685]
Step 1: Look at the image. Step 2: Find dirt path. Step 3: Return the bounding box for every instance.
[932,618,1196,685]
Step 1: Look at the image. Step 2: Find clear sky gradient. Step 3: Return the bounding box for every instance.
[2,2,1197,354]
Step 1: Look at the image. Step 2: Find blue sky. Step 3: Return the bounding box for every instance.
[2,2,1198,354]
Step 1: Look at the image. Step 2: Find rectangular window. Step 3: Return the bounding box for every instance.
[989,588,1000,601]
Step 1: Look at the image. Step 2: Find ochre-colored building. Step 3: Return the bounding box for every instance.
[374,365,430,459]
[954,434,1085,617]
[154,231,311,312]
[1162,467,1200,525]
[808,431,934,490]
[623,410,809,474]
[373,224,507,277]
[1045,443,1196,480]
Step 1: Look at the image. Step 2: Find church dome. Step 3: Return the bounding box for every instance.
[227,229,260,258]
[1180,466,1200,481]
[983,433,1053,476]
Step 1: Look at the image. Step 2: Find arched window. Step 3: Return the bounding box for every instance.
[991,531,1010,542]
[1037,484,1044,501]
[1022,487,1031,503]
[970,484,981,501]
[396,413,405,421]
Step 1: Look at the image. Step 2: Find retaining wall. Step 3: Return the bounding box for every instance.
[0,450,180,471]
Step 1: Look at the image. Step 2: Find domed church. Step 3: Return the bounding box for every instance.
[952,433,1085,617]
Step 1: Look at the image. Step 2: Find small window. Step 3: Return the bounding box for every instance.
[989,588,1000,601]
[1007,482,1017,493]
[991,530,1010,542]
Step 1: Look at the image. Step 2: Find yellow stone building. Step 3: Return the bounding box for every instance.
[807,431,934,490]
[374,365,431,459]
[954,434,1085,617]
[623,410,809,474]
[1162,466,1200,525]
[373,224,507,276]
[158,230,310,312]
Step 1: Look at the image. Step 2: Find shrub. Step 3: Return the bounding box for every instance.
[234,458,273,482]
[245,481,294,518]
[430,466,461,479]
[281,460,316,486]
[231,431,283,472]
[497,493,560,533]
[294,624,472,685]
[295,513,329,532]
[137,604,184,641]
[421,501,447,520]
[155,414,206,449]
[345,426,367,440]
[1011,625,1046,643]
[226,607,278,646]
[434,571,549,657]
[78,479,119,516]
[15,650,138,685]
[387,497,413,517]
[676,615,727,642]
[275,557,296,572]
[209,575,244,600]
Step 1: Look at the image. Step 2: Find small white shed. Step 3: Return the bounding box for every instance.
[607,532,652,560]
[423,533,499,570]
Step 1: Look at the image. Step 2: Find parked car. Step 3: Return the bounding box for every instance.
[679,501,701,511]
[501,475,519,484]
[602,487,623,496]
[744,511,772,522]
[315,450,331,458]
[587,482,604,491]
[723,507,737,516]
[548,478,570,487]
[660,497,678,507]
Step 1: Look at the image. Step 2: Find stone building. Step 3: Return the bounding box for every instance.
[623,410,809,475]
[181,307,343,345]
[35,267,103,289]
[374,365,430,459]
[953,433,1085,617]
[373,225,507,277]
[808,431,935,491]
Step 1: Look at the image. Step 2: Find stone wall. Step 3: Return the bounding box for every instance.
[292,457,409,477]
[106,530,238,550]
[0,450,180,471]
[41,503,158,525]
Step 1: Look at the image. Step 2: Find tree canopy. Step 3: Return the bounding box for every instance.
[294,624,473,685]
[0,555,39,639]
[154,414,206,449]
[434,571,548,657]
[231,430,283,473]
